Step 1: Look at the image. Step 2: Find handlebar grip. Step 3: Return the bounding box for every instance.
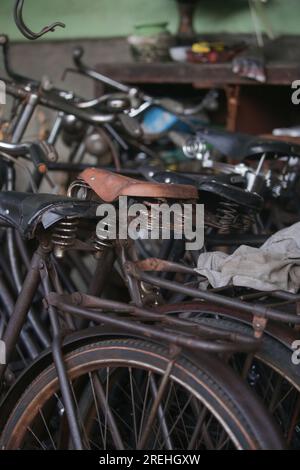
[29,142,58,173]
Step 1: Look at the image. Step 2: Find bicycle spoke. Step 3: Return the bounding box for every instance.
[91,371,125,450]
[137,359,175,449]
[88,372,106,448]
[38,408,57,450]
[129,367,138,447]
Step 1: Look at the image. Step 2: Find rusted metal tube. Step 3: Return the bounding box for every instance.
[135,271,300,324]
[49,298,258,354]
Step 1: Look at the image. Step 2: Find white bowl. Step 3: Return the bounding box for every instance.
[169,46,189,62]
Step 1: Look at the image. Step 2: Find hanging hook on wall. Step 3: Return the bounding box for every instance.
[14,0,66,40]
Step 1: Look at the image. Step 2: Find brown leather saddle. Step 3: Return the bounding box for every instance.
[79,168,198,202]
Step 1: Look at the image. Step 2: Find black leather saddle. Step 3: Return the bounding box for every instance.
[0,192,98,238]
[196,127,300,160]
[197,181,263,211]
[147,171,263,211]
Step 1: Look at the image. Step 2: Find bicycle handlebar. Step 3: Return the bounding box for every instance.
[5,81,115,123]
[71,46,221,117]
[73,46,133,94]
[71,46,187,114]
[0,141,58,173]
[5,81,143,138]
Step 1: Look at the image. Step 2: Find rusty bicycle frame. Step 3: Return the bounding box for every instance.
[0,215,299,448]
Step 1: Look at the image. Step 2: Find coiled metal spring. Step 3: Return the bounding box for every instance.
[216,201,254,234]
[94,233,114,251]
[52,218,79,257]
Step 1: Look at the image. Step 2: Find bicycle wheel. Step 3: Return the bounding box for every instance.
[0,338,283,450]
[188,315,300,448]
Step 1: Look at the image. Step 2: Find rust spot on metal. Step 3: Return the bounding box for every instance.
[71,292,83,306]
[252,315,268,339]
[134,258,196,274]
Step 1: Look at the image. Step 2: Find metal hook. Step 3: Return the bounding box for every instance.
[14,0,65,40]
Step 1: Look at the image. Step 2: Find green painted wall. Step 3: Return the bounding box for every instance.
[0,0,299,41]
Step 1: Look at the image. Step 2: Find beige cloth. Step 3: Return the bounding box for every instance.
[195,222,300,293]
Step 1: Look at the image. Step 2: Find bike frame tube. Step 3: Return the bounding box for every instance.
[133,269,300,324]
[0,272,38,358]
[46,294,259,354]
[0,248,44,381]
[40,262,84,450]
[11,92,39,144]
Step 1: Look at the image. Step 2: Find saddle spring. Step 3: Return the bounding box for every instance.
[52,218,79,258]
[68,178,114,252]
[216,201,254,234]
[94,235,113,252]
